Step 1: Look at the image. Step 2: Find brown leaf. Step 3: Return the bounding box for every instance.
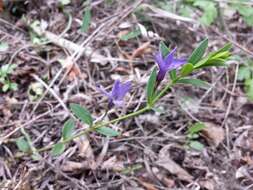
[156,145,193,182]
[74,135,94,160]
[199,179,215,190]
[235,166,248,179]
[201,122,225,147]
[61,161,91,171]
[59,57,85,80]
[138,179,158,190]
[101,156,124,171]
[131,41,151,60]
[162,177,175,188]
[156,156,193,182]
[0,0,3,12]
[67,64,83,80]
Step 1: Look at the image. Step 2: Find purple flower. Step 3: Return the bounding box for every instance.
[97,80,131,108]
[155,47,187,82]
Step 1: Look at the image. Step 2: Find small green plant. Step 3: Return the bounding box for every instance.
[81,6,91,33]
[186,122,206,151]
[238,60,253,101]
[15,38,231,157]
[0,64,18,92]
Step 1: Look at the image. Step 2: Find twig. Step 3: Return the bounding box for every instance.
[212,27,253,57]
[31,74,69,113]
[222,62,239,151]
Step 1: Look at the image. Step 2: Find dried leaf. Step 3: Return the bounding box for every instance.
[101,156,124,171]
[201,122,225,147]
[156,156,193,182]
[61,161,90,171]
[156,146,193,182]
[138,179,158,190]
[59,57,85,80]
[68,64,83,80]
[0,0,3,12]
[74,135,94,160]
[235,166,248,179]
[131,41,151,60]
[199,179,215,190]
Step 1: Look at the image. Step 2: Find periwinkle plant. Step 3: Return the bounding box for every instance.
[15,38,232,156]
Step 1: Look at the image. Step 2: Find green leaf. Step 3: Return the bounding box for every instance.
[9,83,18,91]
[51,143,65,156]
[233,3,253,26]
[59,0,71,6]
[2,83,9,92]
[16,137,30,152]
[0,42,9,52]
[169,69,177,81]
[218,43,232,53]
[194,58,227,69]
[177,78,210,89]
[188,38,208,65]
[187,122,205,135]
[81,7,91,33]
[1,64,16,75]
[159,41,170,57]
[245,78,253,101]
[62,119,75,140]
[96,126,119,137]
[180,63,194,77]
[146,68,157,105]
[238,67,251,81]
[70,103,93,126]
[120,28,141,41]
[189,140,204,151]
[31,153,41,160]
[194,0,217,26]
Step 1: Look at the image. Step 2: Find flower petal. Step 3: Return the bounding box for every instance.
[111,80,121,99]
[170,58,187,69]
[117,81,131,100]
[155,52,166,70]
[164,47,177,66]
[96,84,111,98]
[112,100,125,107]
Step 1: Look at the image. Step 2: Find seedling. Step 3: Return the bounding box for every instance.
[0,64,18,92]
[186,122,206,151]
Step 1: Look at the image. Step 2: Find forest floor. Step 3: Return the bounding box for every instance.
[0,0,253,190]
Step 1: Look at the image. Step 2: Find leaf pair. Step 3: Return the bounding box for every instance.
[188,38,231,69]
[186,122,206,151]
[52,103,119,156]
[51,118,75,156]
[52,104,93,156]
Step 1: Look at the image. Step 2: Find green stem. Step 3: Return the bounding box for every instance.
[152,80,176,104]
[37,106,150,152]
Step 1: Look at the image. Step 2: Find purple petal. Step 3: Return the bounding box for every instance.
[164,47,177,66]
[96,84,111,98]
[111,80,121,98]
[111,80,131,101]
[155,52,166,70]
[116,81,131,100]
[112,100,125,107]
[157,69,167,82]
[170,58,187,70]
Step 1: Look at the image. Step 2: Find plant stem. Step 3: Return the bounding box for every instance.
[152,80,175,104]
[38,80,177,153]
[37,106,150,152]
